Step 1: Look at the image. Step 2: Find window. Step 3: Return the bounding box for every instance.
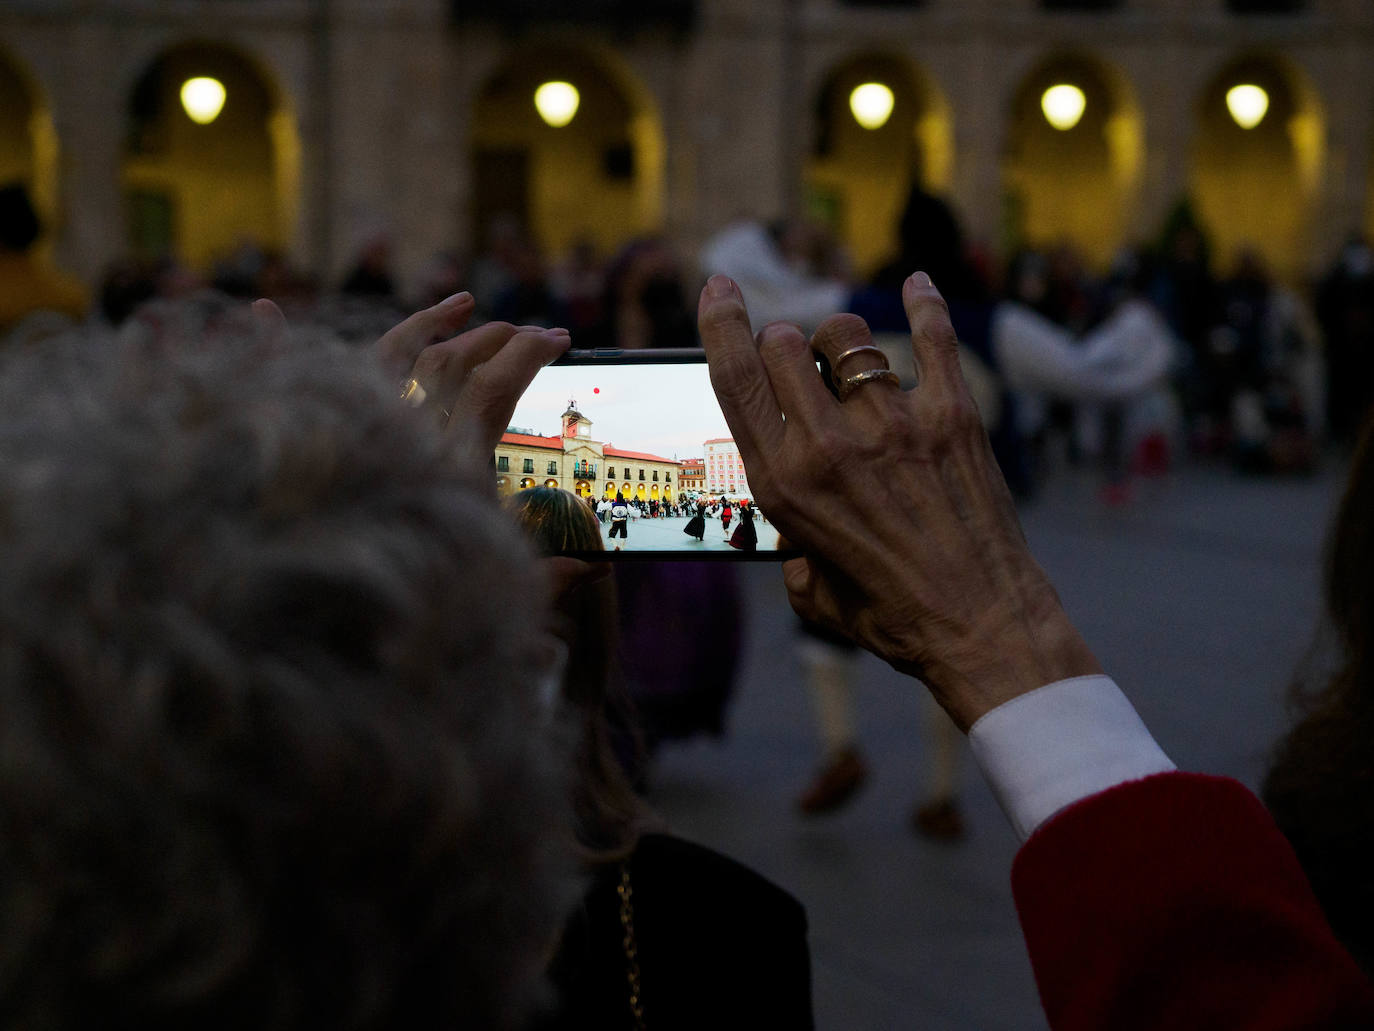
[522,458,534,474]
[653,471,659,481]
[496,456,510,472]
[639,469,645,480]
[607,466,615,479]
[547,461,558,475]
[665,472,671,482]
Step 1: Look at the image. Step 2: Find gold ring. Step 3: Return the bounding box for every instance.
[830,344,889,388]
[837,367,900,401]
[400,377,427,406]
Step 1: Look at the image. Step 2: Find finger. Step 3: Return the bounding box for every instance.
[754,322,834,430]
[451,327,571,456]
[251,298,290,352]
[781,557,852,642]
[901,272,963,396]
[544,556,612,604]
[698,276,785,460]
[811,313,901,409]
[411,321,522,407]
[376,291,475,378]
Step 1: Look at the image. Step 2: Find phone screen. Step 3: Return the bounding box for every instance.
[498,349,798,560]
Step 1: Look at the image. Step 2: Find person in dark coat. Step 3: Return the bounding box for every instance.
[729,499,758,552]
[507,488,814,1029]
[683,500,707,541]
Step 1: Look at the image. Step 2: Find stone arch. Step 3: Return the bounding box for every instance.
[122,40,299,269]
[0,45,59,245]
[804,51,953,277]
[1002,51,1143,269]
[470,42,665,265]
[1189,52,1325,282]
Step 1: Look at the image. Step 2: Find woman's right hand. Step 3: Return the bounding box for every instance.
[698,273,1101,730]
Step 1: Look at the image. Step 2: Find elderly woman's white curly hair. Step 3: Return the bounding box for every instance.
[0,314,574,1030]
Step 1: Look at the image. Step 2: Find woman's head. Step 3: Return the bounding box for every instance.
[506,488,646,859]
[507,487,603,556]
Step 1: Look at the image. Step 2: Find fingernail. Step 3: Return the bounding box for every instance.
[442,291,473,307]
[541,327,571,342]
[759,323,794,344]
[909,272,932,288]
[705,275,737,299]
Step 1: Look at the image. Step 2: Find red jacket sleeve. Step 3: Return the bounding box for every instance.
[1012,772,1374,1030]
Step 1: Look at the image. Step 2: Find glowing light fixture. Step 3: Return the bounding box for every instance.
[534,81,580,127]
[180,77,226,125]
[1041,84,1086,131]
[1226,84,1269,129]
[849,82,895,130]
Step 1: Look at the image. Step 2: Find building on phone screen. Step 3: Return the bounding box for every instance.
[678,457,706,495]
[704,438,751,499]
[494,400,680,503]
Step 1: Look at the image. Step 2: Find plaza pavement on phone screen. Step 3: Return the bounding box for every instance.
[599,513,783,553]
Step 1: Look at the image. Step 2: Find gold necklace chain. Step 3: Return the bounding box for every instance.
[617,864,646,1030]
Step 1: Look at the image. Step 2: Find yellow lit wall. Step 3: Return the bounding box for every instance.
[804,56,946,277]
[1003,59,1140,270]
[472,50,661,260]
[123,47,284,268]
[1190,60,1320,283]
[0,57,33,188]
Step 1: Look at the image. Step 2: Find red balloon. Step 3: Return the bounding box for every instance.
[593,387,600,394]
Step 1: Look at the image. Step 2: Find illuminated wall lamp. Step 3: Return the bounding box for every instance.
[1041,84,1086,131]
[849,82,895,130]
[180,77,227,125]
[1226,84,1269,129]
[534,81,580,128]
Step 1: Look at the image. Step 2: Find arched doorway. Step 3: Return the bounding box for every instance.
[519,477,536,490]
[1002,53,1142,269]
[575,480,592,497]
[603,481,617,499]
[1190,53,1322,282]
[495,476,511,496]
[471,46,664,264]
[544,478,559,488]
[0,48,59,244]
[635,483,646,501]
[805,53,952,277]
[123,42,298,269]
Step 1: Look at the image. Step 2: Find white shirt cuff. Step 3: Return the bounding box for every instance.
[968,674,1175,843]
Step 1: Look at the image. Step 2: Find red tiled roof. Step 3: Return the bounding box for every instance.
[603,446,677,463]
[703,437,735,445]
[500,432,561,449]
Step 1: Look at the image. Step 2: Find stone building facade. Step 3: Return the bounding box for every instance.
[495,401,680,500]
[678,457,706,494]
[1,0,1371,293]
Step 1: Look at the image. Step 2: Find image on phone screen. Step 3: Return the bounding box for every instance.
[498,352,796,559]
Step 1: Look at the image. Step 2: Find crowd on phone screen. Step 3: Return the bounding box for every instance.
[4,173,1374,1028]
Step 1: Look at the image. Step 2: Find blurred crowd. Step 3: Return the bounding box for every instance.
[5,177,1374,497]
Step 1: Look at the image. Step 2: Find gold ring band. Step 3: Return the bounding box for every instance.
[837,367,900,401]
[400,377,427,406]
[830,344,890,388]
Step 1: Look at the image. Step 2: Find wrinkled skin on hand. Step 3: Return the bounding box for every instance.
[698,273,1101,731]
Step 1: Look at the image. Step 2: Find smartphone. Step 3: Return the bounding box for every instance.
[499,348,800,560]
